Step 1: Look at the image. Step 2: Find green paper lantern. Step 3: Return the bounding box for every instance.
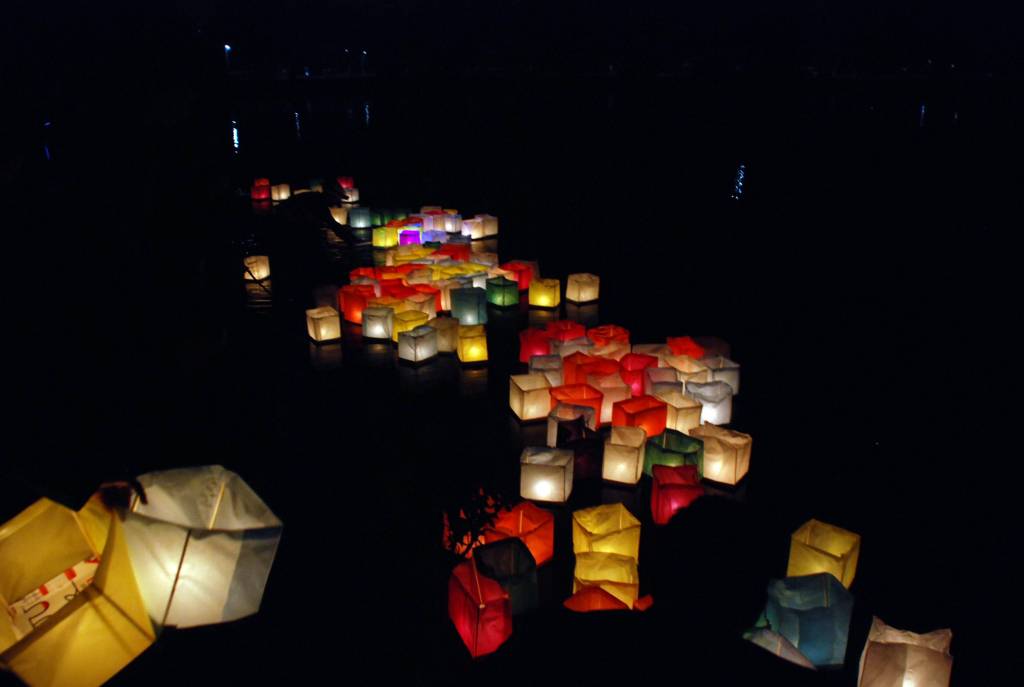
[643,429,704,477]
[487,276,519,307]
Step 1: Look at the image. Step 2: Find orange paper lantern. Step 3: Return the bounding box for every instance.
[612,395,668,437]
[549,384,604,428]
[485,502,555,566]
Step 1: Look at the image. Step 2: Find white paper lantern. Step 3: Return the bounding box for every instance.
[271,183,291,201]
[602,426,647,485]
[565,273,600,303]
[644,367,682,396]
[305,306,342,342]
[243,255,271,282]
[685,380,734,424]
[509,373,552,421]
[476,214,499,237]
[547,402,597,448]
[443,214,463,234]
[689,423,752,485]
[362,307,394,340]
[654,389,703,435]
[529,354,564,387]
[349,207,372,229]
[398,325,439,363]
[702,354,741,395]
[345,187,360,202]
[462,218,484,239]
[665,355,711,384]
[427,316,460,353]
[551,337,596,358]
[588,371,632,425]
[858,617,953,687]
[520,447,573,502]
[421,229,447,243]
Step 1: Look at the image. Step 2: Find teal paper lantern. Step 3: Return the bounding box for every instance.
[486,276,519,307]
[643,429,704,477]
[763,573,853,668]
[450,287,488,325]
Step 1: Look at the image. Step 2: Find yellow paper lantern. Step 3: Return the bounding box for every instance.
[368,296,412,315]
[270,183,291,201]
[565,273,600,303]
[858,617,953,687]
[509,373,552,421]
[602,426,648,485]
[427,316,460,353]
[787,519,861,588]
[572,503,641,563]
[665,355,711,384]
[520,447,574,502]
[689,423,752,485]
[372,225,399,248]
[404,293,437,319]
[392,310,430,342]
[305,306,342,342]
[654,389,703,435]
[529,278,561,308]
[457,324,488,363]
[644,366,683,396]
[572,552,639,608]
[587,371,632,425]
[243,255,270,281]
[329,206,349,225]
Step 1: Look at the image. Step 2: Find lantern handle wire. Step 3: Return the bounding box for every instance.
[208,480,227,530]
[469,557,486,610]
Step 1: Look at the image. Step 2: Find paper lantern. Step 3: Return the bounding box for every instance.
[591,341,631,361]
[520,447,573,502]
[643,428,704,477]
[509,373,552,421]
[618,353,659,397]
[345,187,360,202]
[572,503,641,562]
[564,586,631,612]
[448,560,512,658]
[243,255,270,281]
[392,310,430,342]
[685,381,733,425]
[560,352,596,386]
[746,627,817,670]
[667,336,706,359]
[612,395,668,438]
[443,213,463,234]
[124,465,281,629]
[858,617,953,687]
[588,371,632,425]
[250,178,271,200]
[565,273,600,303]
[404,293,437,319]
[398,325,439,363]
[764,573,853,668]
[485,502,555,566]
[473,539,538,615]
[339,283,377,324]
[702,355,741,395]
[787,519,861,589]
[457,324,488,363]
[547,402,597,448]
[528,354,563,387]
[665,355,711,384]
[551,337,596,358]
[372,225,399,248]
[572,552,639,608]
[362,306,395,340]
[573,358,619,389]
[602,426,647,485]
[427,316,460,353]
[587,324,630,347]
[476,214,499,236]
[654,389,703,435]
[651,465,704,525]
[632,343,673,364]
[270,183,291,201]
[328,205,349,225]
[689,424,752,485]
[528,278,561,308]
[550,384,604,427]
[644,367,682,396]
[544,320,584,343]
[368,295,411,315]
[337,176,355,189]
[399,229,421,246]
[305,306,341,342]
[519,328,554,363]
[499,261,533,290]
[486,276,519,307]
[0,496,156,687]
[349,207,372,229]
[450,287,488,325]
[461,217,484,239]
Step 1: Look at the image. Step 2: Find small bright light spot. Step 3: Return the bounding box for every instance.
[224,44,231,51]
[534,481,553,498]
[231,120,239,153]
[362,50,367,55]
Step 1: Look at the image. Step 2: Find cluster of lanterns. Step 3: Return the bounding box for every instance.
[0,466,281,687]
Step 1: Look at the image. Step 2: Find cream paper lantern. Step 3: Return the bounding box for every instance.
[644,367,683,396]
[443,214,463,234]
[702,355,741,395]
[305,306,342,342]
[329,206,349,225]
[689,424,752,485]
[509,373,552,421]
[546,402,597,448]
[602,426,647,485]
[123,465,282,628]
[588,371,631,425]
[858,617,953,687]
[654,389,703,435]
[462,218,484,239]
[565,273,600,303]
[362,307,395,340]
[398,325,439,363]
[665,355,711,384]
[476,214,499,237]
[345,187,360,202]
[520,447,573,502]
[427,316,460,353]
[243,255,270,282]
[573,552,639,608]
[270,183,291,201]
[529,354,564,387]
[685,381,734,425]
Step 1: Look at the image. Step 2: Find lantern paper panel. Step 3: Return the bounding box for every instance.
[404,293,437,319]
[124,465,282,629]
[398,325,439,363]
[689,424,752,485]
[667,336,706,359]
[550,384,604,428]
[473,539,538,616]
[589,372,632,425]
[547,403,597,448]
[349,207,372,228]
[602,426,647,485]
[564,586,630,613]
[565,273,600,303]
[392,310,430,342]
[339,284,377,324]
[457,325,488,363]
[399,230,421,246]
[587,324,630,347]
[655,389,703,435]
[632,343,673,365]
[520,447,574,503]
[572,357,619,387]
[651,465,704,525]
[546,320,587,343]
[451,287,488,325]
[368,295,410,315]
[665,355,711,385]
[476,214,499,236]
[529,278,561,308]
[858,616,953,687]
[372,226,399,248]
[345,187,360,202]
[572,503,641,562]
[243,255,270,281]
[361,307,395,340]
[501,261,534,290]
[764,573,853,668]
[561,352,597,386]
[486,276,519,307]
[329,206,349,225]
[619,353,660,397]
[337,176,355,189]
[461,217,484,239]
[612,395,668,438]
[787,519,861,589]
[643,429,704,477]
[702,354,741,395]
[685,381,734,425]
[572,552,639,608]
[509,374,552,421]
[270,183,291,201]
[529,354,564,387]
[250,179,271,200]
[519,328,554,363]
[485,502,555,566]
[305,306,342,342]
[745,628,817,670]
[644,367,682,396]
[448,561,512,658]
[427,316,460,353]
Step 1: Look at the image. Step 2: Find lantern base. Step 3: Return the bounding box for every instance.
[565,296,599,304]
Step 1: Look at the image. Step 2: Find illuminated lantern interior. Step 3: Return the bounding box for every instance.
[338,283,377,324]
[392,310,430,342]
[413,283,443,311]
[270,183,291,201]
[399,229,421,245]
[602,426,647,485]
[858,616,953,687]
[362,306,395,340]
[372,225,399,248]
[243,255,271,281]
[447,560,512,658]
[587,324,630,347]
[500,261,534,290]
[618,353,660,396]
[404,292,437,319]
[565,273,600,303]
[573,358,619,388]
[572,503,641,562]
[763,573,853,668]
[486,276,519,307]
[588,371,631,425]
[665,355,711,384]
[563,586,630,612]
[427,316,460,353]
[462,217,484,239]
[572,552,639,608]
[529,354,564,387]
[476,214,499,237]
[685,380,734,425]
[645,366,683,396]
[520,447,574,502]
[654,389,703,435]
[528,278,561,308]
[344,187,360,202]
[485,502,555,566]
[650,464,704,525]
[547,402,597,448]
[337,176,355,189]
[457,324,488,363]
[398,325,439,363]
[561,352,597,385]
[450,287,488,325]
[348,207,372,228]
[545,320,586,343]
[473,538,538,616]
[702,354,741,395]
[549,384,604,427]
[612,394,668,438]
[591,340,631,361]
[643,428,704,477]
[787,519,861,589]
[367,295,411,315]
[443,213,463,234]
[519,328,554,363]
[250,178,271,200]
[509,373,552,421]
[667,335,706,359]
[689,423,752,485]
[328,206,349,225]
[305,306,342,342]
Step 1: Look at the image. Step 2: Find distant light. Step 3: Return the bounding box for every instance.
[44,121,52,128]
[362,50,367,55]
[43,144,51,161]
[231,119,239,153]
[224,44,231,51]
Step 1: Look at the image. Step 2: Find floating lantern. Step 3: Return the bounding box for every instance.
[551,337,595,358]
[702,355,741,395]
[565,273,600,303]
[591,341,631,361]
[372,225,399,248]
[344,187,360,202]
[545,320,586,343]
[398,325,439,363]
[588,372,632,424]
[519,328,554,363]
[787,519,861,589]
[405,267,434,285]
[529,354,563,387]
[421,229,447,243]
[270,183,291,201]
[305,306,342,342]
[443,214,463,234]
[501,261,534,290]
[392,310,430,342]
[349,207,372,229]
[476,214,499,237]
[746,627,817,669]
[450,287,488,325]
[383,284,418,301]
[427,316,460,353]
[485,502,555,566]
[667,336,706,359]
[368,295,411,315]
[337,176,354,189]
[473,539,538,616]
[362,307,395,340]
[520,447,573,502]
[399,230,421,246]
[654,389,703,435]
[528,278,561,308]
[612,395,668,438]
[547,403,597,448]
[665,355,711,385]
[486,276,519,307]
[618,353,660,396]
[587,325,630,347]
[572,552,639,608]
[764,573,853,668]
[689,424,752,485]
[457,324,488,363]
[0,496,156,687]
[602,426,647,485]
[437,243,472,262]
[685,381,734,425]
[561,352,597,386]
[550,384,604,427]
[509,374,552,421]
[448,560,512,658]
[644,367,683,396]
[243,255,270,281]
[572,503,641,562]
[462,217,484,239]
[858,617,953,687]
[339,283,378,324]
[643,428,704,476]
[413,283,442,311]
[328,206,349,225]
[573,357,619,387]
[650,465,704,525]
[404,293,437,319]
[564,586,630,613]
[250,178,271,200]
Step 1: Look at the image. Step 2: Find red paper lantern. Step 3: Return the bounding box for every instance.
[485,502,555,566]
[550,385,604,428]
[545,320,586,343]
[250,178,271,201]
[448,560,512,658]
[587,325,630,347]
[564,587,630,613]
[561,352,597,385]
[414,284,443,311]
[501,261,534,290]
[437,244,471,262]
[519,329,554,363]
[350,266,381,282]
[338,284,377,324]
[667,336,706,359]
[612,395,668,437]
[575,358,621,386]
[383,284,417,300]
[337,176,355,189]
[651,465,705,525]
[618,353,660,397]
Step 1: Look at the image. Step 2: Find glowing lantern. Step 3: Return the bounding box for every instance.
[451,287,488,325]
[404,292,437,319]
[685,381,734,425]
[448,560,512,658]
[572,503,641,562]
[349,207,372,229]
[612,395,668,438]
[552,337,595,358]
[550,385,604,427]
[619,353,659,396]
[519,328,554,363]
[564,586,631,612]
[689,424,752,485]
[344,187,360,202]
[527,356,561,388]
[763,573,853,668]
[337,176,354,189]
[427,316,460,353]
[572,553,639,608]
[462,217,484,239]
[442,213,462,234]
[602,426,647,485]
[643,428,704,477]
[270,183,291,201]
[501,261,534,290]
[509,374,552,421]
[520,447,573,502]
[587,325,630,347]
[339,283,377,324]
[644,367,683,396]
[399,230,421,245]
[654,389,703,435]
[565,273,600,303]
[787,520,861,589]
[486,276,519,307]
[476,214,499,236]
[0,496,156,687]
[702,355,741,395]
[398,325,439,363]
[372,225,399,248]
[392,310,430,342]
[591,341,630,361]
[437,243,472,262]
[243,255,270,281]
[368,295,411,315]
[362,306,395,340]
[573,358,619,389]
[561,352,596,385]
[588,372,631,424]
[665,355,711,385]
[485,502,555,566]
[250,178,271,200]
[546,320,586,343]
[123,466,281,630]
[457,324,488,363]
[305,306,341,342]
[528,278,561,308]
[667,336,706,359]
[858,617,953,687]
[328,206,349,225]
[651,465,704,525]
[547,402,597,448]
[383,284,417,301]
[473,539,538,615]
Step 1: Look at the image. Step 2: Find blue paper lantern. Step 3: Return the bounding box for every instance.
[763,573,853,668]
[450,287,488,325]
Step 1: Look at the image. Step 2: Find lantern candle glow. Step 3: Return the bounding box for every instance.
[685,381,734,425]
[529,278,561,308]
[509,374,552,421]
[858,617,953,687]
[362,307,395,340]
[392,310,430,342]
[565,273,600,303]
[457,324,488,363]
[398,325,439,363]
[572,503,641,562]
[612,395,668,438]
[655,389,703,435]
[427,316,460,353]
[550,384,604,428]
[572,552,639,608]
[689,424,752,485]
[243,255,270,282]
[520,447,574,502]
[618,353,660,397]
[519,328,554,363]
[485,502,555,567]
[486,276,519,307]
[451,287,488,325]
[448,561,512,658]
[651,464,704,525]
[764,573,853,668]
[589,372,632,425]
[305,306,342,342]
[602,426,647,485]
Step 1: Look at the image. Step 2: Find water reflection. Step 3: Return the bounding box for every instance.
[307,342,343,371]
[564,302,600,329]
[458,366,489,396]
[527,307,560,328]
[398,356,454,393]
[508,415,547,448]
[244,280,273,313]
[363,341,395,368]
